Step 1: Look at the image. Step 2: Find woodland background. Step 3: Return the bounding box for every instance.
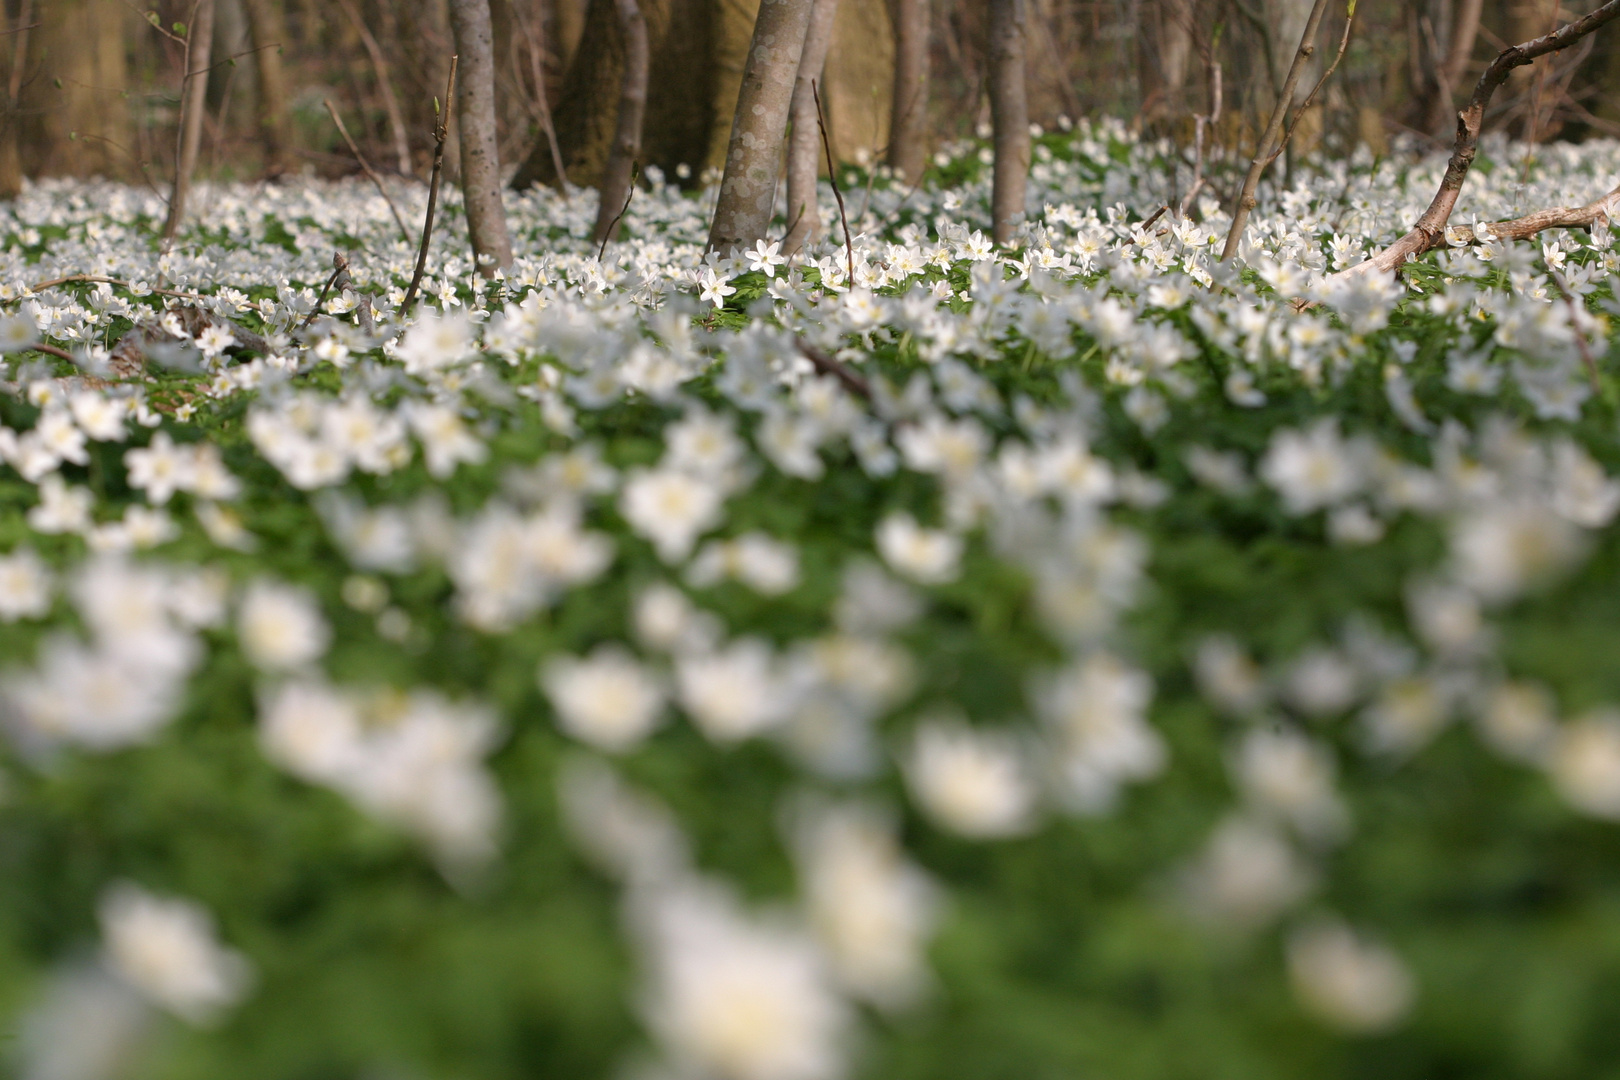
[6,0,1620,201]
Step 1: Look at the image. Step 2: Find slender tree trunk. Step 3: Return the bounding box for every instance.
[888,0,928,181]
[784,0,839,255]
[241,0,294,176]
[164,0,217,243]
[593,0,648,244]
[0,0,34,198]
[449,0,515,272]
[987,0,1028,246]
[707,0,816,257]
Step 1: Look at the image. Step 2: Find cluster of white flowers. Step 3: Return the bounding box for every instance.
[11,120,1620,1071]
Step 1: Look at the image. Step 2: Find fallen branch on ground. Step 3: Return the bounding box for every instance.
[1337,0,1620,278]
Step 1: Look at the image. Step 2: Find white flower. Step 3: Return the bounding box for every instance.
[621,466,725,563]
[541,645,667,752]
[124,432,195,505]
[237,579,330,672]
[793,803,938,1009]
[1032,652,1164,812]
[697,266,737,309]
[1260,419,1367,514]
[746,238,786,278]
[26,475,94,534]
[98,884,252,1025]
[1181,815,1314,927]
[875,512,962,585]
[903,717,1038,838]
[0,312,38,352]
[1287,919,1415,1033]
[396,308,476,375]
[687,532,800,595]
[676,638,791,742]
[0,548,52,621]
[1548,710,1620,820]
[1450,500,1584,603]
[637,883,850,1080]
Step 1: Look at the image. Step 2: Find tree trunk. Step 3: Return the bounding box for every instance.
[164,0,217,243]
[707,0,815,257]
[449,0,515,273]
[783,0,839,255]
[242,0,294,176]
[593,0,649,245]
[888,0,928,181]
[0,0,34,197]
[988,0,1028,245]
[509,0,714,191]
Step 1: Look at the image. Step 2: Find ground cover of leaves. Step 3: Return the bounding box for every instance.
[3,123,1620,1079]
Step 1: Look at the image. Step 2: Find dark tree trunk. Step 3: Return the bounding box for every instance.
[593,0,648,244]
[509,0,714,190]
[988,0,1028,245]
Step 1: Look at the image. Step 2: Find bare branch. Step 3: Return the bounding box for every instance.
[402,56,459,315]
[796,339,871,400]
[1220,0,1334,260]
[1339,0,1620,278]
[812,80,853,286]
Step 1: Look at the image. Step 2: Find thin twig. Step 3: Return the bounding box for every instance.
[402,56,458,316]
[1263,1,1357,171]
[302,253,350,330]
[1180,55,1222,218]
[324,99,412,243]
[1220,0,1334,260]
[596,163,639,261]
[796,338,871,400]
[29,274,211,303]
[812,80,854,286]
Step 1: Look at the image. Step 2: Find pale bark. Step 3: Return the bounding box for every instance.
[1341,0,1620,279]
[164,0,217,243]
[706,0,816,257]
[593,0,648,245]
[241,0,294,176]
[449,0,515,273]
[887,0,928,181]
[988,0,1028,246]
[783,0,839,255]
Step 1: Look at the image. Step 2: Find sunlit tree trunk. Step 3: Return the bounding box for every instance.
[887,0,928,181]
[783,0,838,255]
[707,0,815,257]
[449,0,515,272]
[988,0,1028,245]
[164,0,216,242]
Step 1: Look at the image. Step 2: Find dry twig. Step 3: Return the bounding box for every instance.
[1220,0,1334,260]
[796,339,871,400]
[324,100,412,243]
[812,80,854,286]
[402,56,459,316]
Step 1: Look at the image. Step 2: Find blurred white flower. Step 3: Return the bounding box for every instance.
[903,716,1038,838]
[1260,419,1367,515]
[875,512,962,585]
[542,645,667,753]
[1286,918,1415,1033]
[99,883,252,1025]
[0,547,52,621]
[1548,710,1620,820]
[237,579,330,672]
[621,466,725,563]
[677,638,792,743]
